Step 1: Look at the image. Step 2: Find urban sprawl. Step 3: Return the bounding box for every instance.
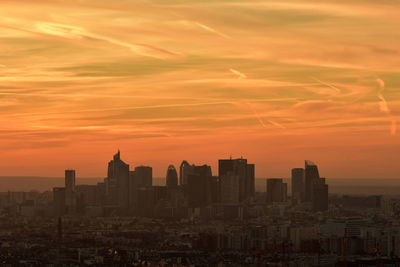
[1,151,400,266]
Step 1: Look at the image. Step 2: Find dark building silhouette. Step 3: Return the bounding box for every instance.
[134,166,152,187]
[65,169,76,212]
[303,160,329,211]
[65,170,75,191]
[312,178,329,211]
[137,187,155,217]
[153,185,168,203]
[210,176,220,203]
[266,178,287,203]
[179,160,194,186]
[166,165,178,188]
[291,168,304,202]
[76,185,98,207]
[186,164,213,207]
[218,158,255,202]
[129,166,152,206]
[105,150,130,208]
[220,171,239,204]
[304,160,320,202]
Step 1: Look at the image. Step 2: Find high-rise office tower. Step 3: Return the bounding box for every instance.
[218,158,255,202]
[312,178,329,211]
[65,169,76,210]
[166,165,178,188]
[179,160,195,186]
[134,166,152,187]
[129,166,153,208]
[266,178,287,203]
[220,171,239,204]
[304,160,320,202]
[303,160,329,211]
[291,168,304,202]
[105,150,130,208]
[129,165,152,206]
[186,164,212,207]
[65,170,76,192]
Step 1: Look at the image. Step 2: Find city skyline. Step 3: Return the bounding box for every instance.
[0,0,399,178]
[0,149,398,179]
[50,151,328,217]
[1,1,400,266]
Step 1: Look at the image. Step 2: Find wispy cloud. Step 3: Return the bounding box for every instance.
[246,103,268,128]
[311,77,341,93]
[37,22,179,59]
[376,78,396,135]
[268,120,286,129]
[229,69,247,79]
[376,78,389,113]
[34,22,179,59]
[194,22,231,39]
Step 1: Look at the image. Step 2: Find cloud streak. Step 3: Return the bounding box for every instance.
[229,69,247,79]
[376,78,396,135]
[35,22,180,59]
[311,77,341,93]
[194,22,231,39]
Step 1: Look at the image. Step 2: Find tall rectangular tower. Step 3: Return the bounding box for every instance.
[105,150,130,209]
[65,169,76,211]
[304,160,320,202]
[291,168,304,202]
[266,178,287,203]
[218,158,255,202]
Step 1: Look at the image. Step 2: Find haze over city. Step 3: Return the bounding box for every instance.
[0,0,399,179]
[2,1,400,266]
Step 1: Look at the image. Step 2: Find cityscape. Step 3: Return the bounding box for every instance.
[1,0,399,266]
[2,151,400,266]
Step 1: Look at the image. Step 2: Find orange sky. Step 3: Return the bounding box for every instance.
[0,0,399,178]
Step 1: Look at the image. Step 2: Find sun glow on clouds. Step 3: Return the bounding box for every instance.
[0,0,399,178]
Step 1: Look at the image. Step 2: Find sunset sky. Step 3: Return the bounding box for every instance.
[0,0,399,178]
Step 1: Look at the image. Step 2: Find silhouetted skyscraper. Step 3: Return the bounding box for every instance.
[105,150,130,208]
[129,165,152,206]
[303,160,329,211]
[179,160,194,186]
[134,166,152,187]
[266,178,287,203]
[218,158,255,202]
[304,160,320,202]
[291,168,304,202]
[186,164,212,207]
[65,169,76,211]
[65,170,75,191]
[312,178,329,211]
[166,165,178,188]
[220,171,239,204]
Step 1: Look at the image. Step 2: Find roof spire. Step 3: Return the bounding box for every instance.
[114,149,120,160]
